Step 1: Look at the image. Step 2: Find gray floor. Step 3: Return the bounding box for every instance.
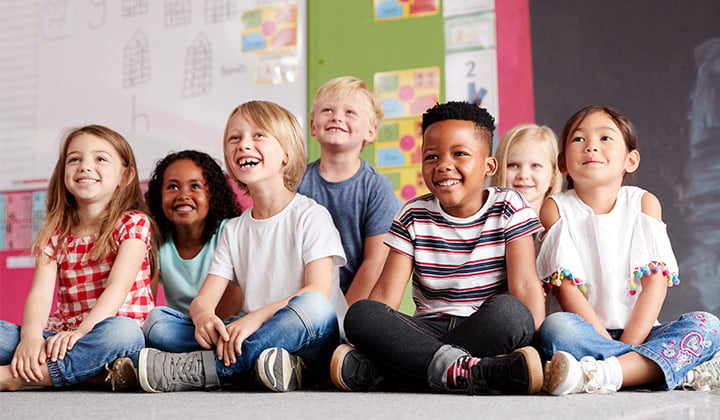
[1,388,718,419]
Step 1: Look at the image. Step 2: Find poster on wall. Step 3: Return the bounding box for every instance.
[373,67,439,201]
[373,0,439,21]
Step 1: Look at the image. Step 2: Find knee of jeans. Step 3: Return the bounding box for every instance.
[345,299,383,332]
[538,313,581,348]
[681,311,720,335]
[98,316,144,348]
[288,291,336,327]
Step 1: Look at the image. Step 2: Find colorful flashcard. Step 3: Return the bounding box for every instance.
[374,0,439,21]
[374,67,440,119]
[375,117,428,201]
[443,0,494,17]
[445,12,496,53]
[32,190,47,242]
[254,51,299,84]
[241,2,297,53]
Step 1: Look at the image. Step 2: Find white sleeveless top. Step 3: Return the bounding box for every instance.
[536,186,679,329]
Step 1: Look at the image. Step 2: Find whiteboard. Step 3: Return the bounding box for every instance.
[0,0,306,188]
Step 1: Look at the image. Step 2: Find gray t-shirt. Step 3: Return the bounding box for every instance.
[298,160,400,292]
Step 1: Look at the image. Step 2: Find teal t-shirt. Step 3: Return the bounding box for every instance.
[158,219,227,314]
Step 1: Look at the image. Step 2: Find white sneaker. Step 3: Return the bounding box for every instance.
[543,351,621,395]
[681,356,720,391]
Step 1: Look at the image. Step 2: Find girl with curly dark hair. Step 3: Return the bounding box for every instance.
[143,150,243,327]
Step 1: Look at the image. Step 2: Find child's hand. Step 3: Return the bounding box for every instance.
[193,311,229,350]
[11,335,47,383]
[44,330,88,362]
[218,312,264,366]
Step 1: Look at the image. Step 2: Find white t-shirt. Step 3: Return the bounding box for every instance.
[208,193,348,323]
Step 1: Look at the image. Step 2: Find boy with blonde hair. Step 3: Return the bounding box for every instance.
[298,76,399,305]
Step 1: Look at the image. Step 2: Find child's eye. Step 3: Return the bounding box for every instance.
[600,135,612,141]
[454,151,468,157]
[254,132,266,139]
[191,183,203,190]
[96,156,109,163]
[531,163,543,169]
[166,184,179,191]
[66,157,80,164]
[346,110,356,116]
[507,163,519,169]
[322,108,332,113]
[227,135,240,143]
[571,136,585,142]
[423,154,438,161]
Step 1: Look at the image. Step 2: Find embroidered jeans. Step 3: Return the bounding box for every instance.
[537,311,720,390]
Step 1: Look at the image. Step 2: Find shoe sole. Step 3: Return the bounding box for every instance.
[544,351,580,395]
[138,348,160,393]
[329,344,355,391]
[256,348,301,392]
[106,357,138,392]
[516,346,543,394]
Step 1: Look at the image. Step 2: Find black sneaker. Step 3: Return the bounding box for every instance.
[330,344,385,391]
[466,346,543,395]
[105,357,138,392]
[138,348,220,393]
[255,347,303,392]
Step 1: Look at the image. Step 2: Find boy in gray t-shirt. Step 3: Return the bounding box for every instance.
[298,76,399,305]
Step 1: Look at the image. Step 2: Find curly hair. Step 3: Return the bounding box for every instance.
[145,150,241,245]
[421,101,495,150]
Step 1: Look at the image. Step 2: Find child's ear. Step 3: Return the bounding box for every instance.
[485,156,498,177]
[364,124,378,146]
[121,167,136,187]
[309,119,318,137]
[624,149,640,174]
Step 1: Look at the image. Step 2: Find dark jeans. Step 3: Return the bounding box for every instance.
[344,294,535,390]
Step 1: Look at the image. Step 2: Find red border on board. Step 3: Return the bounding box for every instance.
[495,0,535,135]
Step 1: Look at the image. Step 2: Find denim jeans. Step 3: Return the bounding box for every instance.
[537,311,720,390]
[345,294,536,390]
[0,316,144,387]
[144,291,340,384]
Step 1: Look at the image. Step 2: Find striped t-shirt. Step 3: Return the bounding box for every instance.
[385,187,542,318]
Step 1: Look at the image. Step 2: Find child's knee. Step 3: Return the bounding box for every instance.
[538,313,581,346]
[99,316,144,348]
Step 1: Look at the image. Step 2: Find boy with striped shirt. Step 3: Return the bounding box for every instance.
[330,101,546,394]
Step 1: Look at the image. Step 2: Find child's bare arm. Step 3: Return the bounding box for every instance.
[368,250,413,310]
[505,235,545,330]
[12,257,56,382]
[620,192,667,345]
[45,238,146,362]
[190,274,232,350]
[344,234,389,306]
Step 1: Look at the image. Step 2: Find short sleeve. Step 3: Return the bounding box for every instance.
[629,213,679,283]
[116,211,152,248]
[500,189,543,243]
[536,217,587,285]
[364,174,400,237]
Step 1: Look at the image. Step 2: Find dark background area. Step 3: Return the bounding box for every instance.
[529,0,720,319]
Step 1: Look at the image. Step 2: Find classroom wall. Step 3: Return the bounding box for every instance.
[529,0,720,319]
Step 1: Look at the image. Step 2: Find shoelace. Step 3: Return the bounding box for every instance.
[579,357,617,394]
[165,354,202,384]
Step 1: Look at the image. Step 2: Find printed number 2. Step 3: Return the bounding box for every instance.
[466,61,475,78]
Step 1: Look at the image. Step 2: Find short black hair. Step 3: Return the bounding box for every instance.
[421,101,495,148]
[145,150,242,244]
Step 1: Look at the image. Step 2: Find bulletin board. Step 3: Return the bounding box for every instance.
[306,0,535,313]
[0,0,307,324]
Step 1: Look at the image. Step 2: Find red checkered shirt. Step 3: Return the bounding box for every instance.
[44,211,154,332]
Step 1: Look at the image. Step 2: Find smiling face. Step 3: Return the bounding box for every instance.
[160,158,209,234]
[224,111,288,192]
[505,138,555,210]
[63,133,127,208]
[310,91,377,153]
[421,119,497,218]
[562,111,639,189]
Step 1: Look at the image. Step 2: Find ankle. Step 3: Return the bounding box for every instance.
[447,355,482,388]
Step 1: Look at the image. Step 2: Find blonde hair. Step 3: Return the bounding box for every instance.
[224,101,306,193]
[310,76,384,128]
[33,125,158,275]
[491,123,562,199]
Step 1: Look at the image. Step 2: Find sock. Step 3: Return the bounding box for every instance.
[603,357,623,391]
[447,355,481,388]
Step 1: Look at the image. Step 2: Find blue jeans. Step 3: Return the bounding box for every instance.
[144,291,340,384]
[0,316,144,387]
[537,311,720,390]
